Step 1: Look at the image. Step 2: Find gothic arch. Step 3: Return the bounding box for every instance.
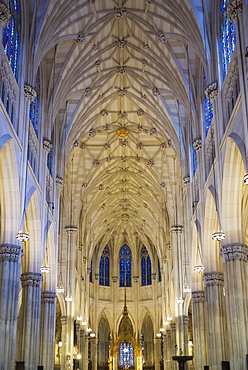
[0,137,20,244]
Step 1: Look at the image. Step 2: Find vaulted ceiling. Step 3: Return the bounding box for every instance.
[36,0,206,256]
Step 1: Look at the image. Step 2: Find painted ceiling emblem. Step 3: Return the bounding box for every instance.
[120,139,128,147]
[136,142,142,149]
[142,59,148,66]
[118,112,127,120]
[117,127,129,137]
[117,66,126,74]
[143,43,149,49]
[141,93,146,99]
[103,124,109,132]
[82,182,88,188]
[117,39,126,48]
[75,32,85,44]
[93,159,100,167]
[117,88,126,97]
[157,31,167,44]
[95,60,101,67]
[152,87,160,97]
[101,109,108,116]
[137,109,144,116]
[114,7,127,19]
[84,87,92,97]
[147,159,154,167]
[150,127,157,136]
[89,128,96,137]
[160,182,166,188]
[137,124,143,132]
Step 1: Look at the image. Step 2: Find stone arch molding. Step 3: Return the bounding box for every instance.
[0,136,20,244]
[222,136,247,244]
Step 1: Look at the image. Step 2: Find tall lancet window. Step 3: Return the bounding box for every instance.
[141,246,152,286]
[192,146,197,175]
[99,246,110,286]
[3,0,20,80]
[29,70,40,137]
[204,96,213,136]
[221,0,236,78]
[119,244,132,287]
[89,259,93,283]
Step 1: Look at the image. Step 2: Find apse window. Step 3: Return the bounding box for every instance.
[119,342,134,368]
[119,244,132,287]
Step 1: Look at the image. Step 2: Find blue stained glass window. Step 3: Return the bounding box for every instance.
[29,71,40,136]
[47,128,54,175]
[3,1,20,80]
[141,246,152,286]
[119,342,134,368]
[119,244,132,287]
[158,259,161,282]
[89,260,93,283]
[192,146,197,174]
[204,96,213,136]
[99,246,110,286]
[221,0,236,77]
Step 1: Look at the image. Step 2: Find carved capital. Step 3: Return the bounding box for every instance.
[192,290,205,302]
[170,225,183,234]
[182,176,190,188]
[112,276,118,283]
[0,2,10,27]
[133,276,139,283]
[56,176,64,190]
[41,291,56,304]
[183,315,189,325]
[24,84,37,102]
[0,244,22,263]
[21,272,42,287]
[227,0,242,23]
[205,82,218,102]
[95,273,99,280]
[171,323,176,332]
[221,244,248,262]
[61,316,67,325]
[43,138,52,153]
[65,226,78,235]
[193,137,202,151]
[204,272,224,286]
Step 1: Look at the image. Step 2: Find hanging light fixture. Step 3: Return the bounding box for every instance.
[183,285,191,293]
[176,297,184,304]
[40,241,51,273]
[212,230,225,241]
[56,271,65,293]
[65,295,73,302]
[193,217,205,273]
[193,264,205,273]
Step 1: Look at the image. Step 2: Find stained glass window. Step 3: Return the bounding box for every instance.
[192,146,197,174]
[119,342,134,368]
[141,246,152,286]
[158,258,161,282]
[204,96,213,136]
[89,260,93,283]
[119,244,132,287]
[221,0,236,78]
[29,71,40,136]
[3,1,20,80]
[99,246,110,286]
[47,128,54,175]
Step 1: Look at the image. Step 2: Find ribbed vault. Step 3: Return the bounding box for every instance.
[37,0,205,256]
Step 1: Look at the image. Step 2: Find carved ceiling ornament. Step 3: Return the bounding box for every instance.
[0,2,11,27]
[227,0,242,23]
[114,7,126,19]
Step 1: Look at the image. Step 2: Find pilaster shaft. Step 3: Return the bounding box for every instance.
[204,272,229,370]
[221,244,248,369]
[16,272,43,370]
[0,244,22,370]
[39,291,56,369]
[191,291,207,369]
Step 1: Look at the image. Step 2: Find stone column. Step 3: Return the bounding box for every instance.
[91,337,97,370]
[204,272,229,370]
[39,291,56,369]
[17,272,43,370]
[165,329,172,370]
[191,291,207,369]
[84,333,89,370]
[221,244,248,369]
[0,244,22,370]
[78,329,85,370]
[60,316,67,369]
[170,323,177,370]
[182,316,189,355]
[154,337,161,370]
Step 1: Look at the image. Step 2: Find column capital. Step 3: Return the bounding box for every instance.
[112,276,118,283]
[65,225,78,235]
[56,176,64,190]
[61,316,67,325]
[193,137,202,151]
[133,276,139,283]
[182,175,190,188]
[221,244,248,262]
[227,0,242,23]
[183,315,189,325]
[192,290,205,303]
[170,225,183,234]
[0,243,22,262]
[41,291,56,304]
[21,272,43,287]
[204,272,224,286]
[24,84,37,102]
[0,2,11,28]
[171,323,176,332]
[43,138,53,153]
[205,82,218,102]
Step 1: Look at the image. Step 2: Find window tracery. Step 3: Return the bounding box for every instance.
[119,244,132,287]
[99,246,110,286]
[221,0,236,78]
[141,246,151,286]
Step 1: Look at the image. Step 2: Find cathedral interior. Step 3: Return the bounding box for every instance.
[0,0,248,369]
